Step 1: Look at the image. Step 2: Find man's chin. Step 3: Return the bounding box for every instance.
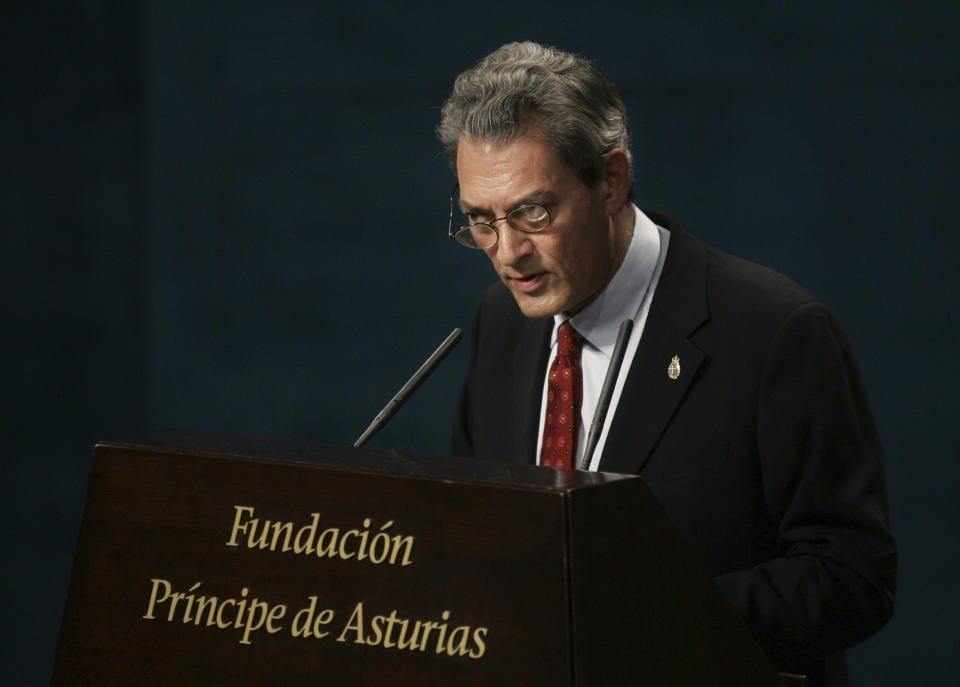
[510,289,564,319]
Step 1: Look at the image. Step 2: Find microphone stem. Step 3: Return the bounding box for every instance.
[354,328,463,447]
[578,319,633,470]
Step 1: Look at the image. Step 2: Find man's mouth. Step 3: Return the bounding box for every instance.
[510,272,546,293]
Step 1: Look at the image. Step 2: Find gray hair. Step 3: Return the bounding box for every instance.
[437,41,631,189]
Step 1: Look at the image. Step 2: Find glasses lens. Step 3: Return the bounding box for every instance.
[508,205,550,231]
[455,224,497,249]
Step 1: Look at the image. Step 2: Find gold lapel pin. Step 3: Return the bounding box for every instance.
[667,355,681,380]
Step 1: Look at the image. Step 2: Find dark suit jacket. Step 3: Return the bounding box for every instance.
[451,212,896,687]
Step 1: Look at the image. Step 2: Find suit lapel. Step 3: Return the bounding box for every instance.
[599,306,705,474]
[513,316,552,464]
[599,218,711,475]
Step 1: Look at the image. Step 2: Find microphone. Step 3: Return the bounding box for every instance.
[354,328,463,447]
[578,319,633,470]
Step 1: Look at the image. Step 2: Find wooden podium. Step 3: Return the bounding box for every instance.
[52,431,785,686]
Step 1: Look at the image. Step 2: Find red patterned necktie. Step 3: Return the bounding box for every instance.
[539,321,583,469]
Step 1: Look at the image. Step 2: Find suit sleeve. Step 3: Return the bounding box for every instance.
[713,302,897,670]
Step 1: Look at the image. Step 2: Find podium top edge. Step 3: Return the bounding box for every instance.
[96,429,637,493]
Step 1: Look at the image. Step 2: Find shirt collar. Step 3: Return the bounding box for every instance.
[552,205,662,354]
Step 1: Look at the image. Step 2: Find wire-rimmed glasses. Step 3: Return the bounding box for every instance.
[448,184,552,249]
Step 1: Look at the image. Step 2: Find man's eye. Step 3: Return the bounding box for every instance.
[512,204,549,222]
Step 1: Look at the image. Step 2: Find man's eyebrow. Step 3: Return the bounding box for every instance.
[458,199,487,215]
[515,189,556,206]
[459,189,555,215]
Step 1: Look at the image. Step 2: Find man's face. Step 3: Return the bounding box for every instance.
[456,133,620,318]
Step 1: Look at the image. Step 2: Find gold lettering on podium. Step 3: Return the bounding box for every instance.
[335,602,488,658]
[141,504,488,657]
[142,580,490,658]
[225,506,415,566]
[143,579,289,645]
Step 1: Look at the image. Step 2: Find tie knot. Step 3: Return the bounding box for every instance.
[557,321,582,357]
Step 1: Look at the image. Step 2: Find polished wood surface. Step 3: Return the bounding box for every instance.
[53,431,783,685]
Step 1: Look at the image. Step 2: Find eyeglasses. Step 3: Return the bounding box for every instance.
[447,183,553,249]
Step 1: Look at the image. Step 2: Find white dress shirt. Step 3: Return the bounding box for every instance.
[535,206,670,471]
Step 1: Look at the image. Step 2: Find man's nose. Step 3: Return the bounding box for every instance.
[494,223,533,265]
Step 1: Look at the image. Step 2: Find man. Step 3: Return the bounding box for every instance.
[440,42,896,686]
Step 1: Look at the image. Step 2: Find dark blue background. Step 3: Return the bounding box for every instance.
[3,2,958,684]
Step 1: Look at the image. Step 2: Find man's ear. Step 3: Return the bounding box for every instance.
[600,148,631,212]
